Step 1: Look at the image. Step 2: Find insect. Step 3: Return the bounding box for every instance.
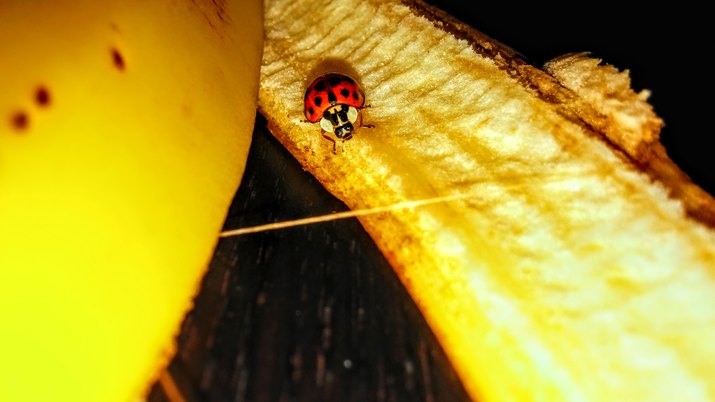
[303,73,371,151]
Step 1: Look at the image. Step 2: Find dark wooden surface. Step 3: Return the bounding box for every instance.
[148,4,712,402]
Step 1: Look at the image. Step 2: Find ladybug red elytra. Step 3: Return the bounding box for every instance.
[303,73,370,150]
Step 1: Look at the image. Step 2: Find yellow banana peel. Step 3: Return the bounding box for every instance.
[257,1,715,401]
[0,1,262,402]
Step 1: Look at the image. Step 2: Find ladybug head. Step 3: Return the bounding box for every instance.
[334,122,354,140]
[320,104,359,140]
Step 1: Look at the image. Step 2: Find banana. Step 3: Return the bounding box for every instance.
[258,1,715,401]
[0,1,262,402]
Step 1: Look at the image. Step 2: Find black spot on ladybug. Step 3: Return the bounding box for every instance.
[327,90,337,103]
[314,81,326,92]
[328,76,341,86]
[35,86,51,107]
[340,88,350,98]
[111,48,125,71]
[314,96,323,107]
[308,107,315,116]
[10,111,29,131]
[304,89,312,101]
[352,91,359,100]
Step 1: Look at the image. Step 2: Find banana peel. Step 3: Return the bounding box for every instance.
[258,1,715,401]
[0,1,262,402]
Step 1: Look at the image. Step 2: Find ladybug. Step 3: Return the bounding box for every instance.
[303,73,370,149]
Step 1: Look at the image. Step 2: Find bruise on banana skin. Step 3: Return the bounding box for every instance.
[191,0,229,30]
[10,111,29,131]
[111,47,126,71]
[7,85,51,132]
[35,86,51,107]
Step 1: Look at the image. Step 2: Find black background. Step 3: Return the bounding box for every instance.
[149,4,712,402]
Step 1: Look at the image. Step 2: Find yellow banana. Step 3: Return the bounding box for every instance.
[0,1,262,402]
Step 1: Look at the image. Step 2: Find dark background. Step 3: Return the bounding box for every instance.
[149,4,712,402]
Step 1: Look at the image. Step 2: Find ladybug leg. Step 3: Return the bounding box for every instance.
[358,113,375,129]
[335,139,346,154]
[321,132,338,154]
